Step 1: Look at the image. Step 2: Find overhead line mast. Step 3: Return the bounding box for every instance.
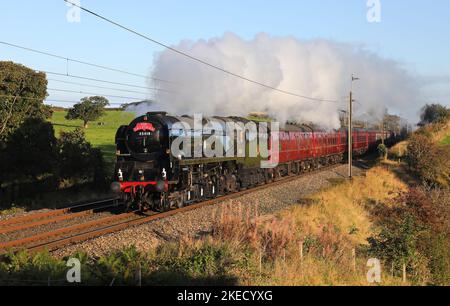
[349,75,359,179]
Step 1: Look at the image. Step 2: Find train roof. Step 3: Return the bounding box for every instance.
[141,112,386,134]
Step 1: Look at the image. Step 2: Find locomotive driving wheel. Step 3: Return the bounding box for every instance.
[154,193,170,212]
[125,199,134,212]
[225,174,238,193]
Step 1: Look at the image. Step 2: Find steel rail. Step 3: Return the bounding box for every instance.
[0,198,119,228]
[0,211,138,250]
[0,202,121,235]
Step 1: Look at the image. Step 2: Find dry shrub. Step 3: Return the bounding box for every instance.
[389,141,408,159]
[212,207,350,264]
[371,186,449,233]
[211,202,260,248]
[315,223,346,259]
[259,217,298,260]
[212,202,300,261]
[427,186,450,233]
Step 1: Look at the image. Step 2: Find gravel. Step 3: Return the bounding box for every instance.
[0,209,53,223]
[52,164,364,259]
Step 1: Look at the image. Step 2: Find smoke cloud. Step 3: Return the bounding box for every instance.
[144,32,423,129]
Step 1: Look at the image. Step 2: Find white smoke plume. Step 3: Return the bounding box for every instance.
[144,32,422,129]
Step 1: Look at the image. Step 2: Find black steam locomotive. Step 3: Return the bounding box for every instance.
[111,112,397,212]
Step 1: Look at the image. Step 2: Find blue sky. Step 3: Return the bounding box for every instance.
[0,0,449,107]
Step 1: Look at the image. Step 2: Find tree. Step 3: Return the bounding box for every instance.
[3,118,57,181]
[65,96,109,128]
[420,104,449,125]
[0,61,51,142]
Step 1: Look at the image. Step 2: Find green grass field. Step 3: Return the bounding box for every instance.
[441,133,450,145]
[438,122,450,147]
[50,110,135,167]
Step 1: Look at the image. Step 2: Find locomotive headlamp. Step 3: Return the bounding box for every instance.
[111,182,122,193]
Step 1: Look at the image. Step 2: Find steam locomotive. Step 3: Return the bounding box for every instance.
[111,112,397,212]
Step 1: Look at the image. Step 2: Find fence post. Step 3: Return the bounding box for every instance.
[402,263,407,283]
[352,248,356,273]
[299,241,303,264]
[259,247,263,276]
[137,265,142,287]
[299,241,304,278]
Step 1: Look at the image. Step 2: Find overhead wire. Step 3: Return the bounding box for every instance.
[64,0,342,104]
[0,40,173,84]
[42,71,176,94]
[0,93,136,106]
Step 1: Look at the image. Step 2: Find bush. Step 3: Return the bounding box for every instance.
[0,125,107,208]
[407,133,448,185]
[57,128,106,186]
[0,118,59,206]
[0,250,68,286]
[2,118,57,182]
[0,245,239,286]
[368,187,450,285]
[420,104,449,125]
[377,144,387,160]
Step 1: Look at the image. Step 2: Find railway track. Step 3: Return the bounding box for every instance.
[0,163,344,254]
[0,198,121,235]
[0,198,121,250]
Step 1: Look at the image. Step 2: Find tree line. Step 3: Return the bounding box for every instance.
[0,61,109,208]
